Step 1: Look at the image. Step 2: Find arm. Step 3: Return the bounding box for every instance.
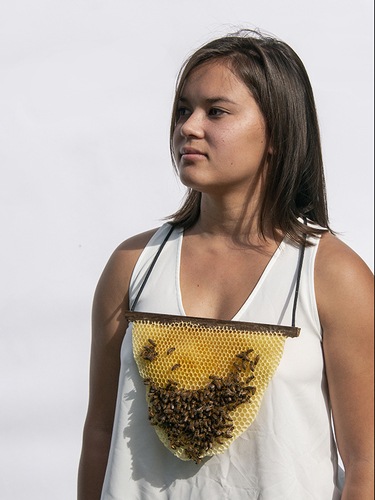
[77,229,157,500]
[315,233,374,499]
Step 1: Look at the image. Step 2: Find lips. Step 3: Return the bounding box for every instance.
[180,146,207,157]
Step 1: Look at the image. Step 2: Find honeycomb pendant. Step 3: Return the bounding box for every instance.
[128,311,300,463]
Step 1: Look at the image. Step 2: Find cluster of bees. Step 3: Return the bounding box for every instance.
[140,339,259,463]
[140,338,159,361]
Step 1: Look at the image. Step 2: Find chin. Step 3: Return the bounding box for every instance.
[178,170,225,194]
[179,173,204,191]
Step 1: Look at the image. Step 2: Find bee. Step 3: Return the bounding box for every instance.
[236,351,250,361]
[148,338,157,347]
[171,363,181,371]
[166,347,176,355]
[166,379,179,387]
[140,344,158,361]
[232,362,242,372]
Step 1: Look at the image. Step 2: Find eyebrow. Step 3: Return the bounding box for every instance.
[178,96,237,105]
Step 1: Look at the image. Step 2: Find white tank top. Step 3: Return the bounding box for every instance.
[101,223,343,500]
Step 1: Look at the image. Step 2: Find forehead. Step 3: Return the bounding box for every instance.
[179,60,250,99]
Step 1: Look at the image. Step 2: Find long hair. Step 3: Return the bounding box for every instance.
[168,30,331,244]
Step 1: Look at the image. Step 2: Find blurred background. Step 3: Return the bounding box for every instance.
[0,1,373,498]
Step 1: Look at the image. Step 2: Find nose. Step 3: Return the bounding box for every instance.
[179,110,205,139]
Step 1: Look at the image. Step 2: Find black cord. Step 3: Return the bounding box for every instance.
[130,225,174,311]
[291,218,308,327]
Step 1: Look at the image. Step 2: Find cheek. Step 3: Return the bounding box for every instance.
[172,129,180,157]
[245,123,268,150]
[226,119,265,145]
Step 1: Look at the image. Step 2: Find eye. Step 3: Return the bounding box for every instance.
[208,107,227,117]
[176,107,191,119]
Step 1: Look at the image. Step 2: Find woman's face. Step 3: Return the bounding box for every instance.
[172,60,269,197]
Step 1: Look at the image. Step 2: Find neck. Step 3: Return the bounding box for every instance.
[191,192,277,247]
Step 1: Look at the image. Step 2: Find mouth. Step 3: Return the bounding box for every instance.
[180,147,207,160]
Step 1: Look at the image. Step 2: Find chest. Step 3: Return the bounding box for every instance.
[179,238,280,320]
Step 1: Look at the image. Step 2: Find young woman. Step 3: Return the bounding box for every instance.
[78,31,374,499]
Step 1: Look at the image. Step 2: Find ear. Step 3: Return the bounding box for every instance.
[265,135,273,156]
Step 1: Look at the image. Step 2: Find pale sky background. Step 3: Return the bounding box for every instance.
[0,1,373,499]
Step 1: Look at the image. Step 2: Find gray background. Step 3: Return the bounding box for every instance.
[1,1,373,499]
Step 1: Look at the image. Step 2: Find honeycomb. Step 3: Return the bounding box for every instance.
[128,311,300,463]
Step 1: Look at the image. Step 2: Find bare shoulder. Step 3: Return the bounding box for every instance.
[315,232,373,287]
[94,227,159,313]
[315,232,374,330]
[113,227,160,269]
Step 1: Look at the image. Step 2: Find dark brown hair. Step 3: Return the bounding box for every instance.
[168,30,331,244]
